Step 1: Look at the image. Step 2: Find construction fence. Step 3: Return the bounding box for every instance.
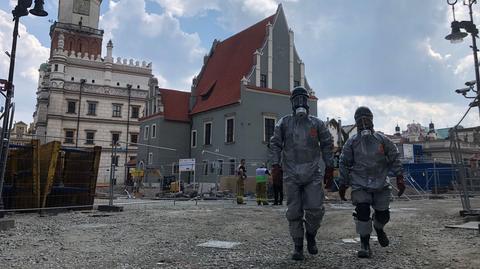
[0,140,101,212]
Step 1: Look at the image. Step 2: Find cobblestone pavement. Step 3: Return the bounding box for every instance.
[0,197,479,269]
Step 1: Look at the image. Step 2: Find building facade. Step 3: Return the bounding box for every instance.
[138,5,319,184]
[33,0,154,183]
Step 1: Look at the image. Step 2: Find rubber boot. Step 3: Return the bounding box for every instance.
[291,238,305,261]
[375,227,389,247]
[357,235,372,258]
[306,232,318,255]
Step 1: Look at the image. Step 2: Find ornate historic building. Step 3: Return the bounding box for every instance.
[33,0,154,183]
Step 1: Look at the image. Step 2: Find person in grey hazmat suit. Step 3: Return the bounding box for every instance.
[338,106,406,258]
[269,86,334,261]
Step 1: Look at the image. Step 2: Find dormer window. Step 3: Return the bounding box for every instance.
[201,81,216,100]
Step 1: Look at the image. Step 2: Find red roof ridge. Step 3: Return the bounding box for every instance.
[246,85,318,100]
[220,14,276,46]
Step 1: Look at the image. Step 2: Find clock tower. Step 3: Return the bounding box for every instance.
[50,0,103,59]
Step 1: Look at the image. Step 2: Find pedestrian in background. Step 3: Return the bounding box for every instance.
[236,159,247,204]
[255,164,270,205]
[272,164,283,205]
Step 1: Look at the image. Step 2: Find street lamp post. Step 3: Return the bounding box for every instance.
[75,79,86,147]
[124,84,132,184]
[446,0,480,116]
[0,0,48,218]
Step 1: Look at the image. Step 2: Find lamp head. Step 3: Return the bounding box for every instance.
[12,0,32,18]
[445,21,468,43]
[29,0,48,17]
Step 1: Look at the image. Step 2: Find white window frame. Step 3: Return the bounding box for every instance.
[263,116,277,142]
[224,116,235,143]
[204,121,212,145]
[191,130,197,148]
[217,159,223,175]
[203,160,208,175]
[151,124,157,138]
[148,152,153,165]
[144,126,149,140]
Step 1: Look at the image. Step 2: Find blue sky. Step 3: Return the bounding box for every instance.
[0,0,479,133]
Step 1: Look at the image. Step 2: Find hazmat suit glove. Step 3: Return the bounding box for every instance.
[323,166,334,189]
[396,175,406,197]
[338,184,348,201]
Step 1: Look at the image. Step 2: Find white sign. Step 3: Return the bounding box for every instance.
[179,158,195,171]
[403,144,414,163]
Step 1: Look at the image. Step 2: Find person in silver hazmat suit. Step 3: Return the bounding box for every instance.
[269,86,334,261]
[338,106,406,258]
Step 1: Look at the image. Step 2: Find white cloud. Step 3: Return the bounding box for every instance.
[454,54,473,76]
[154,0,220,17]
[317,95,477,134]
[100,0,206,90]
[0,8,49,124]
[423,38,445,61]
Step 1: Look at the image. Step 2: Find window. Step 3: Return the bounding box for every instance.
[112,155,119,166]
[191,130,197,148]
[264,117,276,142]
[144,126,149,140]
[225,118,234,143]
[203,160,208,175]
[217,160,223,175]
[112,133,120,145]
[54,64,58,71]
[151,124,156,138]
[131,106,140,119]
[67,101,76,114]
[204,122,212,145]
[91,80,95,84]
[117,82,120,86]
[87,102,96,115]
[130,133,138,145]
[71,77,74,81]
[112,104,122,117]
[64,130,74,144]
[85,131,95,145]
[229,159,235,175]
[210,162,215,173]
[148,152,153,165]
[260,74,267,88]
[294,80,300,87]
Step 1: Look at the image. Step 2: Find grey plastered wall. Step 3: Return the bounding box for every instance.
[138,116,190,183]
[189,85,319,183]
[271,9,290,91]
[190,103,244,183]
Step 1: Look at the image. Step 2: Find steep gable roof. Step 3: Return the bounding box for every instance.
[159,88,191,122]
[191,14,276,114]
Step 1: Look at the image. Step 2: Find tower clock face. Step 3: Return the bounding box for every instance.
[73,0,90,16]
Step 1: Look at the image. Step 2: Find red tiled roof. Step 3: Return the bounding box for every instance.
[191,14,276,114]
[160,88,191,122]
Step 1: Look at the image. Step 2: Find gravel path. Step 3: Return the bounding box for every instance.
[0,197,479,268]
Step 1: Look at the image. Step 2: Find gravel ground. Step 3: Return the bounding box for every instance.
[0,196,479,269]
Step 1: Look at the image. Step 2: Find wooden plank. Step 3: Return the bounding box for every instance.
[40,141,61,208]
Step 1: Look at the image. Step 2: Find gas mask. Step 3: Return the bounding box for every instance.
[356,116,374,137]
[291,87,309,117]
